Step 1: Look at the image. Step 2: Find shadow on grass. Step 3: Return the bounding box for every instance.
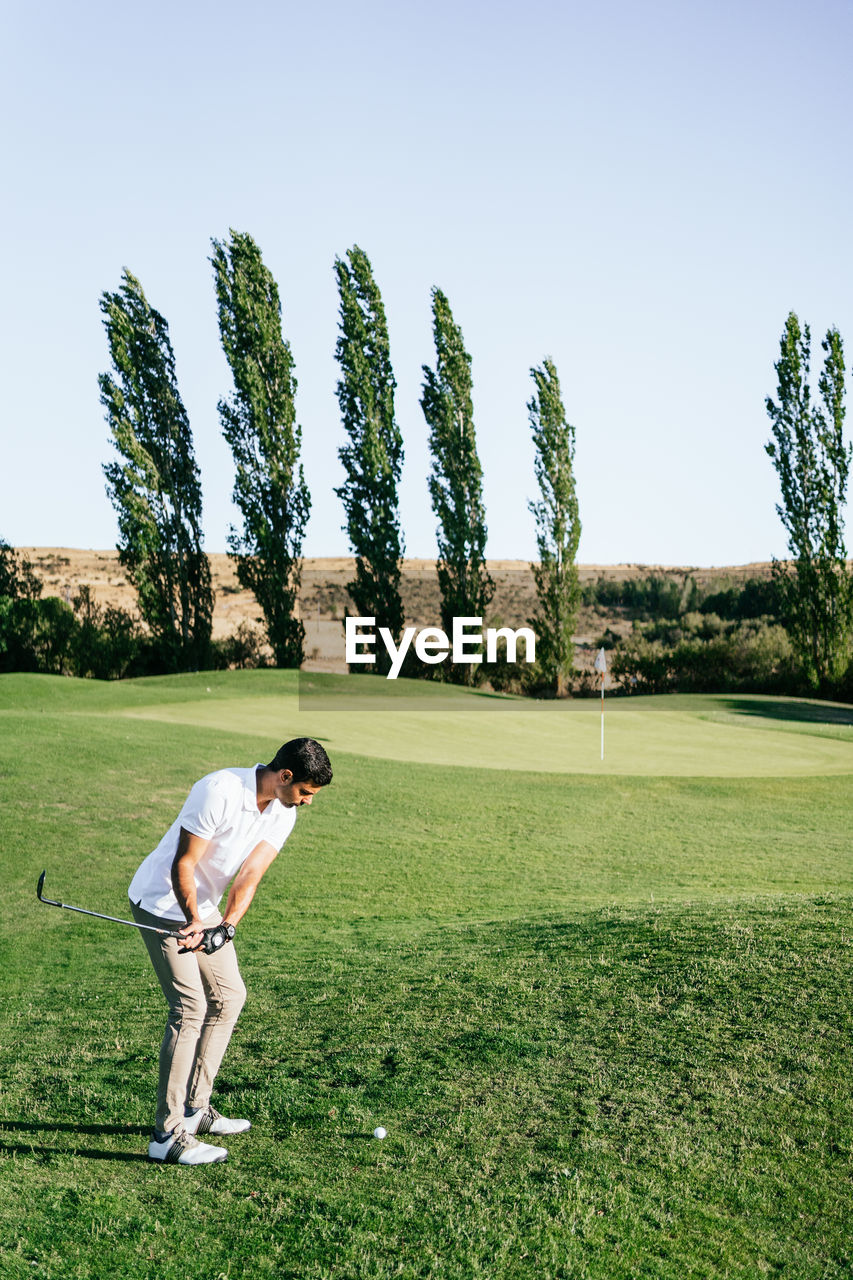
[0,1121,150,1161]
[721,697,853,727]
[0,1121,148,1136]
[0,1141,149,1163]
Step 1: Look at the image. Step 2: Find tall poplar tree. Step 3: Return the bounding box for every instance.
[334,245,405,673]
[527,358,581,697]
[0,540,41,600]
[421,288,493,681]
[100,270,213,669]
[765,311,852,690]
[211,230,310,667]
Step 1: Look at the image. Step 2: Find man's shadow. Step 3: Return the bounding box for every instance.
[0,1119,150,1163]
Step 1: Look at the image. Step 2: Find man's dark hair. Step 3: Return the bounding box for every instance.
[269,738,332,786]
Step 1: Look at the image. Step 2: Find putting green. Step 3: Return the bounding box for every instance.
[110,674,853,777]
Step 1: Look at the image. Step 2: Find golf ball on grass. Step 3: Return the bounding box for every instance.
[373,1126,387,1140]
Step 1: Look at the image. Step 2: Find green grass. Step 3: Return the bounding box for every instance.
[0,672,851,1278]
[9,670,853,775]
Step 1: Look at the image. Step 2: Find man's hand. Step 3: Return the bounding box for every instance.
[178,917,207,952]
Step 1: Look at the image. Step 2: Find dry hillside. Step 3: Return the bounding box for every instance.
[21,548,774,674]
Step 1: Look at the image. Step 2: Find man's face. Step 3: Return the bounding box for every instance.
[274,771,323,808]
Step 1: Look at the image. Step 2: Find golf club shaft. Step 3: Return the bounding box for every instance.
[37,870,182,938]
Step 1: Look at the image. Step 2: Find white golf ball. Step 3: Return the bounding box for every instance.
[373,1126,387,1140]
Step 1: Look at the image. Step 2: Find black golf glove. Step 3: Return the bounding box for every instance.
[179,922,236,955]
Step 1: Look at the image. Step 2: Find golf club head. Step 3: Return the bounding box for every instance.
[36,870,62,908]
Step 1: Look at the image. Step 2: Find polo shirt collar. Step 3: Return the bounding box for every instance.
[242,764,265,813]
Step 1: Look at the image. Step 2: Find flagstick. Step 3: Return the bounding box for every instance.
[600,675,605,761]
[593,646,608,763]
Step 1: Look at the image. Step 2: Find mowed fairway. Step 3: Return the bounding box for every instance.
[0,671,850,1279]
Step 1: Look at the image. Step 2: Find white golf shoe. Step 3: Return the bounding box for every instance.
[148,1128,228,1165]
[184,1103,251,1137]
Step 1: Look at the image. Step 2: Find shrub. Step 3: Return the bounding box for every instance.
[212,622,271,670]
[71,587,141,679]
[610,620,796,695]
[582,573,701,618]
[0,597,76,674]
[700,577,784,621]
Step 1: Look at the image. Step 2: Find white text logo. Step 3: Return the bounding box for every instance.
[345,616,536,679]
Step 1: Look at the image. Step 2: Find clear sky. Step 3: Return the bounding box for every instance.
[2,0,852,565]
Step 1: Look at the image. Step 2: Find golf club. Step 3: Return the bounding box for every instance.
[37,868,182,939]
[36,870,234,953]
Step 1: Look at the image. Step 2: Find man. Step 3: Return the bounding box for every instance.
[128,737,332,1165]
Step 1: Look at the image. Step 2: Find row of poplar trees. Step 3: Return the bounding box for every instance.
[99,236,582,691]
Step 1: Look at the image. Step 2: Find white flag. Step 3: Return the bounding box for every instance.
[593,647,607,675]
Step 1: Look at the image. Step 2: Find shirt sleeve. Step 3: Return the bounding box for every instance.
[178,773,233,840]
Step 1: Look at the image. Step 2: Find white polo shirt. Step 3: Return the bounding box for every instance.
[128,764,297,921]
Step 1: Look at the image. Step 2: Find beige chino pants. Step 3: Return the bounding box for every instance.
[130,900,246,1135]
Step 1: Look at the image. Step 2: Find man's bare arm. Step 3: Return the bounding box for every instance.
[171,828,211,949]
[219,841,280,928]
